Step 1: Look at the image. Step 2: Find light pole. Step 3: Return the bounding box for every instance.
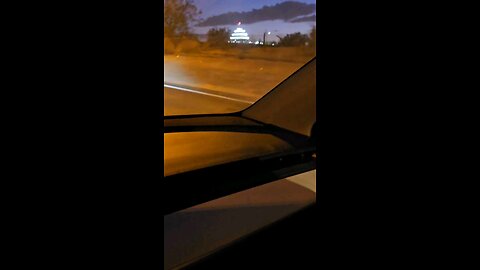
[263,31,271,46]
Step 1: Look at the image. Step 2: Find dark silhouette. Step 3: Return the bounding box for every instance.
[278,32,310,47]
[164,0,201,38]
[207,28,231,48]
[309,26,316,48]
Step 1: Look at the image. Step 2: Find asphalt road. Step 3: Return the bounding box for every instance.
[164,85,252,116]
[164,54,304,102]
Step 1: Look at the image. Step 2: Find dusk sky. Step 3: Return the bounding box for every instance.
[193,0,316,18]
[191,0,316,41]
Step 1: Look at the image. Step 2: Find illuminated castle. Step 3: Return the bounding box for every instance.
[229,22,251,44]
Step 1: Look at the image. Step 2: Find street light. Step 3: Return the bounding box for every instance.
[263,31,271,46]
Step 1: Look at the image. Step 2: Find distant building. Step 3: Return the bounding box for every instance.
[229,22,252,44]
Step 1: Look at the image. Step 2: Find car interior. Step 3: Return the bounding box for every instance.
[164,58,317,269]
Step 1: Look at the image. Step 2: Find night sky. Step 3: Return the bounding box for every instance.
[192,0,316,41]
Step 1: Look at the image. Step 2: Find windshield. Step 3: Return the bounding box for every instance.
[164,0,316,116]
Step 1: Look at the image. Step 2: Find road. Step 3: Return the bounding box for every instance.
[164,54,304,102]
[164,85,252,116]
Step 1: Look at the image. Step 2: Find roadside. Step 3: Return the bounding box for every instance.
[164,86,248,115]
[164,53,309,102]
[176,47,314,64]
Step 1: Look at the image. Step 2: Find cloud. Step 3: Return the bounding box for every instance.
[196,1,316,27]
[289,14,316,23]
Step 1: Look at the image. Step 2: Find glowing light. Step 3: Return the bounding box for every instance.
[230,26,250,43]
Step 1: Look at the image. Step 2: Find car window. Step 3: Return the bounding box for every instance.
[164,0,316,116]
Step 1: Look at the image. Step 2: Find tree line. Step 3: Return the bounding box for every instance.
[205,27,316,48]
[164,0,316,49]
